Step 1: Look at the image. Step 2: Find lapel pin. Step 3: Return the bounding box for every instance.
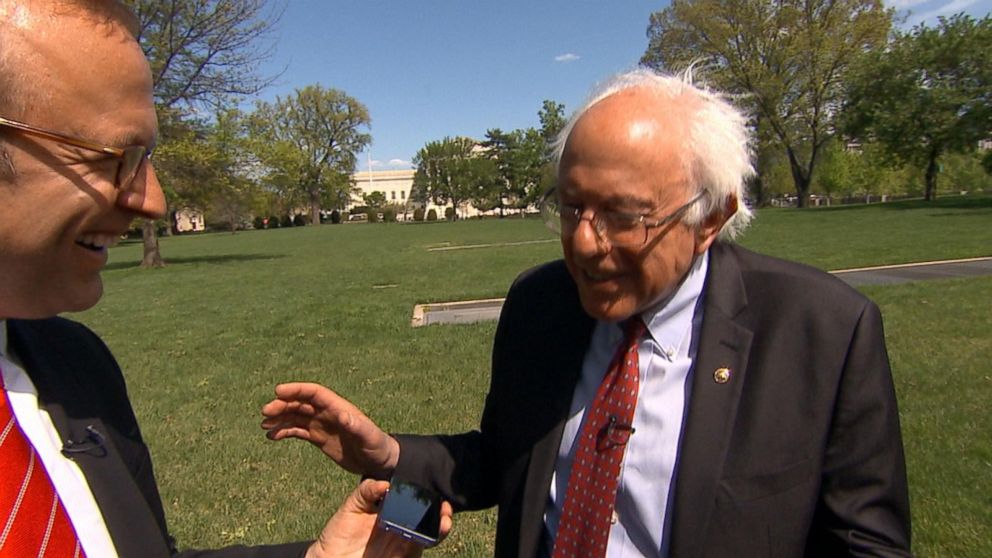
[713,367,731,384]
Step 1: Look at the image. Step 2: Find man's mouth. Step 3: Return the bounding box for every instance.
[583,268,620,283]
[76,233,122,252]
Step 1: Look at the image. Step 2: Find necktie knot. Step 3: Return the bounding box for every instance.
[623,317,647,345]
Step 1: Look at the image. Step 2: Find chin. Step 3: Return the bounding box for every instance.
[579,294,638,323]
[59,280,105,314]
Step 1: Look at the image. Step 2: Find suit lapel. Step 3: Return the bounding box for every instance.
[518,280,596,558]
[9,320,172,558]
[668,245,753,558]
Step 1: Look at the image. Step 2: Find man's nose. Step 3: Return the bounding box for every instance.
[569,214,609,258]
[116,161,167,220]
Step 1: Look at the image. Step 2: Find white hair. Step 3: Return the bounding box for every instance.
[553,67,754,240]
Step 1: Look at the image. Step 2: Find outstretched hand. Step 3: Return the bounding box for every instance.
[261,382,400,477]
[308,479,453,558]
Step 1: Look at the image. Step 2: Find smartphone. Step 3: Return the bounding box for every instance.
[376,478,442,546]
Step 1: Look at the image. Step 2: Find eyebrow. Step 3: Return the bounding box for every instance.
[560,187,657,212]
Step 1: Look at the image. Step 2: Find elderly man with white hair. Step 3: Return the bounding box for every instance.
[263,68,912,558]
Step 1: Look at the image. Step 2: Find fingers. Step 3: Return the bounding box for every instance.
[438,501,454,541]
[351,479,390,513]
[273,382,349,408]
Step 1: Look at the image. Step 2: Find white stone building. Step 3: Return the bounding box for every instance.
[348,168,484,219]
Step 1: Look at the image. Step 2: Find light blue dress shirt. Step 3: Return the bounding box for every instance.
[544,251,709,558]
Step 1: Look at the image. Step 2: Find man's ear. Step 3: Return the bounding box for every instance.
[693,196,737,254]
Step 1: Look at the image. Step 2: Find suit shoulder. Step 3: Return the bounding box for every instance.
[501,260,588,328]
[721,243,871,309]
[508,260,572,297]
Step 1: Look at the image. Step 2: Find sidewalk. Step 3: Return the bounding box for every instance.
[411,256,992,326]
[831,256,992,286]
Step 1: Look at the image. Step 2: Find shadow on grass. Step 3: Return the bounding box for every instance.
[105,253,284,271]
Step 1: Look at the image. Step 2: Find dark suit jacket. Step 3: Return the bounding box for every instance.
[395,242,912,557]
[7,318,311,558]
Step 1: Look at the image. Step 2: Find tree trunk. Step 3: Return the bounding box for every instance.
[165,210,176,236]
[140,220,164,268]
[309,191,321,225]
[787,155,811,208]
[924,148,939,201]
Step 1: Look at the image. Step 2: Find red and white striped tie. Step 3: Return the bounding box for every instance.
[1,369,85,557]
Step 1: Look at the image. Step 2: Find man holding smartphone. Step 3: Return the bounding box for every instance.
[0,1,449,556]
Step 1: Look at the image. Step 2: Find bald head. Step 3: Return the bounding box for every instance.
[555,68,754,240]
[0,0,138,116]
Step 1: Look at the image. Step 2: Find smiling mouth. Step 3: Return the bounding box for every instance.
[583,269,620,283]
[76,233,122,252]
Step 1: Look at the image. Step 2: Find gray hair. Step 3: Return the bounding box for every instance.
[553,67,754,240]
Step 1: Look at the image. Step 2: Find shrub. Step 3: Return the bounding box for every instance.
[383,209,396,222]
[252,216,265,230]
[281,215,293,228]
[330,209,341,224]
[445,207,456,221]
[268,215,280,229]
[413,208,425,221]
[366,210,379,223]
[293,214,308,226]
[426,209,438,221]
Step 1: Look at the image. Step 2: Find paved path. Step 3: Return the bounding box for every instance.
[831,256,992,286]
[412,256,992,326]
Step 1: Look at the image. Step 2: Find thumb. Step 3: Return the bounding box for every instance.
[349,479,389,514]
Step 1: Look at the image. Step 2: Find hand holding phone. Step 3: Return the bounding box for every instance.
[376,478,442,546]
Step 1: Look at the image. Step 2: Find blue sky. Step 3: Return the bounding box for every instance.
[256,0,991,171]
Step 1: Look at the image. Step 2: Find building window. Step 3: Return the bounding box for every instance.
[391,191,396,200]
[401,191,406,199]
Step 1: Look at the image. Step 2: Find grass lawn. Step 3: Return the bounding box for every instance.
[71,194,991,556]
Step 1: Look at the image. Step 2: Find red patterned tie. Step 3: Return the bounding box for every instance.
[553,318,647,558]
[0,369,85,557]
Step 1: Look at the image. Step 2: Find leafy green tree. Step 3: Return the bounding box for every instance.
[538,99,567,157]
[412,137,477,219]
[202,109,260,232]
[464,156,502,213]
[125,0,282,266]
[483,128,545,214]
[363,191,388,208]
[843,14,992,201]
[248,85,372,226]
[643,0,891,207]
[938,151,992,194]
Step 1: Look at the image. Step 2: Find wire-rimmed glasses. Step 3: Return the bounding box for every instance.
[541,187,705,248]
[0,115,151,190]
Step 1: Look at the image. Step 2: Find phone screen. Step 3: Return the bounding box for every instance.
[377,478,441,546]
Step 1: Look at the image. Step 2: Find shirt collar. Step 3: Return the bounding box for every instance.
[638,250,709,357]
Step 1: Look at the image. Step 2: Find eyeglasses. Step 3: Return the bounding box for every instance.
[541,187,705,248]
[0,115,151,190]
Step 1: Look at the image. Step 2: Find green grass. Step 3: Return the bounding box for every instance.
[71,194,991,556]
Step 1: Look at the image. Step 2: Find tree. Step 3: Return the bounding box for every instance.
[248,85,372,225]
[538,99,567,157]
[412,137,477,219]
[843,14,992,201]
[643,0,891,207]
[464,156,502,214]
[363,191,387,209]
[125,0,283,266]
[483,128,544,215]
